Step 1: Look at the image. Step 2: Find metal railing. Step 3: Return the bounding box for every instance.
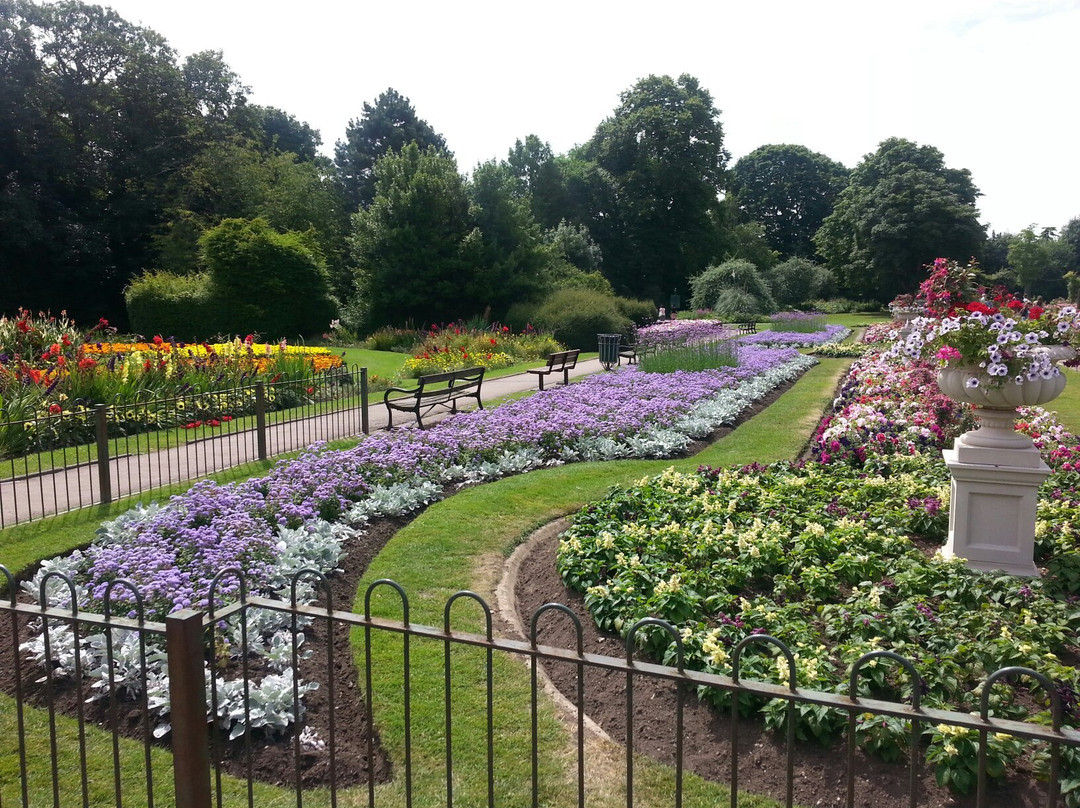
[0,366,369,528]
[2,567,1077,808]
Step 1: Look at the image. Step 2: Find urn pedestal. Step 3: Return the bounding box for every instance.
[936,365,1069,576]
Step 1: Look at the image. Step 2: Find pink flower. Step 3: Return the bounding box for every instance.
[935,346,962,362]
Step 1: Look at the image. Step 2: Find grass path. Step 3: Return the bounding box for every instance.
[353,357,855,808]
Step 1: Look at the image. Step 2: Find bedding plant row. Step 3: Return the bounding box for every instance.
[15,343,819,745]
[556,340,1080,798]
[0,308,347,458]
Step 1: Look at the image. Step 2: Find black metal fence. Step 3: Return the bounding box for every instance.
[0,366,369,528]
[2,567,1077,808]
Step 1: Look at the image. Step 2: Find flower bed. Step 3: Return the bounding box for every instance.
[558,335,1080,796]
[19,343,816,739]
[635,318,850,351]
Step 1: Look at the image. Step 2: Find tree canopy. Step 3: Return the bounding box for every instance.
[731,144,848,259]
[349,144,480,328]
[814,138,985,303]
[333,88,447,213]
[577,74,729,302]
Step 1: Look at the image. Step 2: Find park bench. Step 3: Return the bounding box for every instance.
[618,339,639,364]
[527,349,580,390]
[736,321,757,334]
[383,366,485,428]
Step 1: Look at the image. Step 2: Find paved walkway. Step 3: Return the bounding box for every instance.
[0,358,609,526]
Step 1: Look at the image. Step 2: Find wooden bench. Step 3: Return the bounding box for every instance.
[383,366,485,428]
[736,321,757,334]
[618,340,639,364]
[527,349,580,390]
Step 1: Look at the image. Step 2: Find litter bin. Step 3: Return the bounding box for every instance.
[597,333,622,370]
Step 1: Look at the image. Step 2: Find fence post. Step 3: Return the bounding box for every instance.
[94,404,112,504]
[166,609,212,808]
[360,367,369,435]
[255,382,268,461]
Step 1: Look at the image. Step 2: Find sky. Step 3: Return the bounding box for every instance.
[87,0,1078,236]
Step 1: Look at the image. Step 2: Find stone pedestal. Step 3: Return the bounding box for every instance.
[942,439,1049,577]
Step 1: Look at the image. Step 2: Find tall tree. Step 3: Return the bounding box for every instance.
[334,88,447,212]
[505,134,565,229]
[1007,227,1071,298]
[814,137,985,303]
[578,74,729,302]
[349,144,479,328]
[730,144,848,259]
[467,160,548,316]
[0,0,197,323]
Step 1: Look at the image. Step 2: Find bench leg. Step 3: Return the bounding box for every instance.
[538,374,545,391]
[562,369,569,386]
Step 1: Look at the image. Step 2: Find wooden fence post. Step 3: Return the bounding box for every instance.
[166,609,212,808]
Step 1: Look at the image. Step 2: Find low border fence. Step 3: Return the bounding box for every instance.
[2,567,1077,808]
[0,366,369,528]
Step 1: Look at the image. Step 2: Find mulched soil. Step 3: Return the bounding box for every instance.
[1,371,1057,805]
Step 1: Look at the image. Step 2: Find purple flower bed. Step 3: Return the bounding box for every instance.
[67,345,810,617]
[635,319,849,350]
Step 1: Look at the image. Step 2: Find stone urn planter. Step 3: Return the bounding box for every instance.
[935,350,1073,576]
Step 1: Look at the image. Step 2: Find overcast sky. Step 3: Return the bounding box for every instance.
[90,0,1078,236]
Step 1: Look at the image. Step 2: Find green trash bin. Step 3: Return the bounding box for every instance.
[597,333,622,370]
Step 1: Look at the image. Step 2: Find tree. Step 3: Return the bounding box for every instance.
[578,74,729,302]
[814,138,985,304]
[334,88,447,212]
[730,144,848,259]
[1060,217,1080,273]
[1007,227,1070,298]
[246,105,322,161]
[467,160,549,316]
[154,141,349,294]
[0,0,198,324]
[505,134,565,229]
[349,144,480,329]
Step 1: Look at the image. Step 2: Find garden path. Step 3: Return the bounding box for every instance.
[1,357,607,524]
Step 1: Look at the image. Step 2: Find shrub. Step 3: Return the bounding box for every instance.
[690,259,776,314]
[614,297,657,327]
[503,301,539,333]
[201,217,338,341]
[713,287,760,320]
[531,288,632,350]
[767,258,835,309]
[360,326,421,352]
[125,271,227,340]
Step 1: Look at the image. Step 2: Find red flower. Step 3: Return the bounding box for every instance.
[306,386,314,394]
[77,356,96,371]
[489,338,497,345]
[152,335,164,346]
[56,356,66,367]
[61,334,71,347]
[221,415,233,422]
[502,326,510,332]
[143,360,152,372]
[208,419,221,427]
[1006,300,1024,311]
[245,334,255,345]
[1029,306,1045,320]
[16,319,30,333]
[48,403,62,414]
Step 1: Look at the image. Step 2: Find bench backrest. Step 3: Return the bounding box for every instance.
[547,349,580,369]
[416,366,485,390]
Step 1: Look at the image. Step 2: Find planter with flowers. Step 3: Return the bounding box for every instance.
[892,258,1080,575]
